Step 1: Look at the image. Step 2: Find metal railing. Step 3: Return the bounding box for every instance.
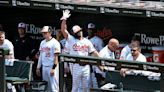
[0,49,10,92]
[59,53,164,92]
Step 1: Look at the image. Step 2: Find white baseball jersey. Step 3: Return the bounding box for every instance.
[120,45,131,60]
[99,45,115,59]
[126,53,147,62]
[39,38,61,66]
[0,39,14,58]
[89,36,104,52]
[99,45,115,72]
[67,34,95,56]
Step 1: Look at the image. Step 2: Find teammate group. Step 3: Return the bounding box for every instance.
[0,10,147,92]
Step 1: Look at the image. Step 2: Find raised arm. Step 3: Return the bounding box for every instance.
[60,10,71,39]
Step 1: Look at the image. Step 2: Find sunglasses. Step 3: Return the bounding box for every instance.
[131,49,137,52]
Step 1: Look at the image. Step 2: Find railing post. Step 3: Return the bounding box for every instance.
[160,73,164,92]
[59,59,65,92]
[0,49,6,92]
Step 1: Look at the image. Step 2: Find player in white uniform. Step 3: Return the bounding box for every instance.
[0,31,14,59]
[99,38,119,74]
[120,45,146,77]
[86,23,104,88]
[36,26,61,92]
[60,10,99,92]
[120,36,140,60]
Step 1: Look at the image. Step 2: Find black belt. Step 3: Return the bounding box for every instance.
[78,62,87,66]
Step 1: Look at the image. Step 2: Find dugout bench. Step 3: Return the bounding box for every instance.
[59,54,164,92]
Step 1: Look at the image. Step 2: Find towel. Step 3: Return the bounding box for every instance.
[101,83,117,89]
[125,70,160,81]
[148,73,161,81]
[5,59,17,66]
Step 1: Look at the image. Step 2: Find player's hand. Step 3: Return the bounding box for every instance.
[60,10,71,20]
[26,56,30,61]
[120,68,128,77]
[50,69,55,76]
[98,65,104,71]
[36,68,41,77]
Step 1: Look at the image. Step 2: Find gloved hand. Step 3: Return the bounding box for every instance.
[60,10,71,20]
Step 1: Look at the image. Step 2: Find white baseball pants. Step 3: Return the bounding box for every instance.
[42,65,59,92]
[71,64,90,92]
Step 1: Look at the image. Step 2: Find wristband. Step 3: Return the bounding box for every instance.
[52,64,57,69]
[60,17,67,20]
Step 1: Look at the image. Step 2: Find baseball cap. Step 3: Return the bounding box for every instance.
[41,26,50,33]
[18,22,26,28]
[72,25,82,34]
[88,23,95,29]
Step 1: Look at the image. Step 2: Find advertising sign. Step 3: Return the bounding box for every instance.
[0,0,11,6]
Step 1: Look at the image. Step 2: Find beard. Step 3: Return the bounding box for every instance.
[73,31,81,39]
[73,34,81,39]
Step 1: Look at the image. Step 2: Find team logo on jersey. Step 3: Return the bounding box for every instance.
[41,47,51,57]
[73,44,89,52]
[41,47,50,52]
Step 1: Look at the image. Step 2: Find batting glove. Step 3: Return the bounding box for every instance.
[60,10,71,20]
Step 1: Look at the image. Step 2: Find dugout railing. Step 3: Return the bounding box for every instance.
[0,49,10,92]
[59,54,164,92]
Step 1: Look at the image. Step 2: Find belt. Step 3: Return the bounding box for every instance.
[78,62,87,66]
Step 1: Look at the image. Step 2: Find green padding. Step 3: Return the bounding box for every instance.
[6,77,28,84]
[6,77,28,81]
[6,60,32,79]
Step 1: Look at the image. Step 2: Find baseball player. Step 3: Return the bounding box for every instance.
[60,10,99,92]
[36,26,61,92]
[99,38,119,74]
[0,31,14,59]
[120,45,146,77]
[86,23,104,88]
[87,23,104,52]
[126,45,146,62]
[120,36,140,60]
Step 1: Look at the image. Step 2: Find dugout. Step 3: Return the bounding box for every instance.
[1,0,164,91]
[1,0,164,55]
